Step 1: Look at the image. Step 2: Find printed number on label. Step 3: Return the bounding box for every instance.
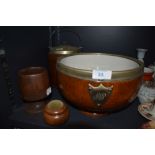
[92,70,112,80]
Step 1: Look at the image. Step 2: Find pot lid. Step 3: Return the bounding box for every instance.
[44,99,68,115]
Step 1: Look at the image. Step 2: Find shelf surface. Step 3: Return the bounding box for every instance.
[9,87,147,129]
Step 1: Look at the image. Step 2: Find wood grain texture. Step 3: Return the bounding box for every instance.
[18,67,50,101]
[57,71,142,113]
[48,53,62,86]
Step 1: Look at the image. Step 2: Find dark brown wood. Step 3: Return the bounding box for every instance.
[18,67,50,101]
[24,100,47,114]
[48,53,62,86]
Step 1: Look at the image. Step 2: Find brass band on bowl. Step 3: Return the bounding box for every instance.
[57,53,144,81]
[49,45,80,55]
[49,50,78,55]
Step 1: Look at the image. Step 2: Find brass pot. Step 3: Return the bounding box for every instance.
[48,45,81,86]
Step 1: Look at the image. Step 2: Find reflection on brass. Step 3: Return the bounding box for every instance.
[88,83,113,106]
[49,45,80,54]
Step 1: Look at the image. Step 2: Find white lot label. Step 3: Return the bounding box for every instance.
[92,70,112,80]
[46,87,52,96]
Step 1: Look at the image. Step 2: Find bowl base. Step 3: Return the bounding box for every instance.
[23,100,47,114]
[80,111,109,119]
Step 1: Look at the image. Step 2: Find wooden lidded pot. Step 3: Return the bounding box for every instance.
[18,67,51,102]
[48,45,80,86]
[44,99,70,126]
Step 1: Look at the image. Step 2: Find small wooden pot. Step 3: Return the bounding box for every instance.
[18,67,50,101]
[43,100,70,126]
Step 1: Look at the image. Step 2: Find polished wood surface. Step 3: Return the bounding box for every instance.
[24,100,46,114]
[57,71,143,113]
[18,67,50,101]
[48,53,62,86]
[43,100,70,126]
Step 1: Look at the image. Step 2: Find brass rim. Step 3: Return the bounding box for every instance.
[57,53,144,81]
[49,50,78,55]
[49,45,80,54]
